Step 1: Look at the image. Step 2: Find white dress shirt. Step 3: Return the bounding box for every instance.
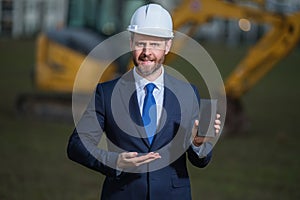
[133,67,164,125]
[133,67,211,158]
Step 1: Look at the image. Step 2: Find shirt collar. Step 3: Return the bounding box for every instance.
[133,66,164,92]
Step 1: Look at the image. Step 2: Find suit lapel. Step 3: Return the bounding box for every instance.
[117,70,151,147]
[151,74,180,149]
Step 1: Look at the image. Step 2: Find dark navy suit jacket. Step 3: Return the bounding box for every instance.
[67,70,212,200]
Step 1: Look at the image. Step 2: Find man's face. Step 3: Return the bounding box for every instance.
[131,33,172,78]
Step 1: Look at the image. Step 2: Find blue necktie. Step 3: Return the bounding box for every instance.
[142,83,157,144]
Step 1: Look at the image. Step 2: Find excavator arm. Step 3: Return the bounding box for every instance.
[225,10,300,98]
[171,0,300,133]
[172,0,300,98]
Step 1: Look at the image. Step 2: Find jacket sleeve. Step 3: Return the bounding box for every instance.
[187,146,212,168]
[67,84,119,177]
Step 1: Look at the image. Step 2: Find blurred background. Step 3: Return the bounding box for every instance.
[1,0,300,199]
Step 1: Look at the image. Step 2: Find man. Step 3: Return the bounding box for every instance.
[67,4,221,200]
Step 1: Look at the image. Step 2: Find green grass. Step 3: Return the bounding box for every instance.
[188,42,300,200]
[0,38,299,200]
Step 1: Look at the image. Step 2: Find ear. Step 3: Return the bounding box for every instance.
[165,39,172,55]
[130,38,134,51]
[129,33,135,51]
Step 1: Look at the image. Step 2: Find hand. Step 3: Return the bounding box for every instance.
[117,152,161,169]
[214,114,221,134]
[192,114,221,147]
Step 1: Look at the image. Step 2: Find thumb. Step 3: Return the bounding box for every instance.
[192,120,199,139]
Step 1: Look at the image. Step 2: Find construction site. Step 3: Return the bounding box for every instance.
[0,0,299,199]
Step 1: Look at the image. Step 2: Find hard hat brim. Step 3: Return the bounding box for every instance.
[127,27,174,39]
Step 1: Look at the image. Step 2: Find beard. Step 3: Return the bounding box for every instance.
[133,53,164,77]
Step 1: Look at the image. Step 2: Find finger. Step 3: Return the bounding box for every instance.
[136,152,161,161]
[193,120,199,130]
[132,153,161,166]
[216,113,220,119]
[214,124,220,129]
[215,119,221,125]
[118,153,156,168]
[117,152,138,169]
[123,152,138,159]
[214,124,220,134]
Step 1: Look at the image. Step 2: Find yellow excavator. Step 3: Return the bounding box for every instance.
[172,0,300,133]
[17,0,300,133]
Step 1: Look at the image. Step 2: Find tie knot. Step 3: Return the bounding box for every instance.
[145,83,156,94]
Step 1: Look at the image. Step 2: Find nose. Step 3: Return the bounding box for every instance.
[142,45,152,55]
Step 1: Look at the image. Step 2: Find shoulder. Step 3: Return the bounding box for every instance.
[96,69,134,90]
[95,70,136,99]
[164,72,199,92]
[96,77,120,90]
[164,72,200,104]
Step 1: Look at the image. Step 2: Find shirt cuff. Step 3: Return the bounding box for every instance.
[116,166,123,176]
[191,142,213,158]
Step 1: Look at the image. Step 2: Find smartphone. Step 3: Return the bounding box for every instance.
[198,99,217,137]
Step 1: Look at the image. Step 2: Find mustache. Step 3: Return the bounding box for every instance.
[138,54,156,61]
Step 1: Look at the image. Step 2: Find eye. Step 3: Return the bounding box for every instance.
[135,42,145,48]
[150,43,160,48]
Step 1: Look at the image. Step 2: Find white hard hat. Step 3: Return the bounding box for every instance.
[127,4,174,38]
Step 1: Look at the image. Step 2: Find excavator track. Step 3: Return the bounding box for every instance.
[16,93,73,123]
